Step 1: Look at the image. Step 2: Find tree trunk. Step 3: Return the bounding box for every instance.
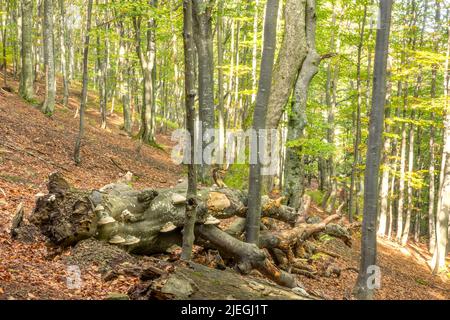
[216,0,225,166]
[263,0,309,193]
[73,0,93,165]
[396,119,407,242]
[428,0,441,253]
[349,4,368,222]
[42,0,56,115]
[133,3,156,144]
[322,7,338,211]
[354,0,393,300]
[59,0,69,108]
[192,0,215,184]
[283,0,321,210]
[265,0,308,130]
[118,22,132,135]
[246,0,280,245]
[431,16,450,274]
[401,117,415,246]
[181,0,198,261]
[19,0,34,100]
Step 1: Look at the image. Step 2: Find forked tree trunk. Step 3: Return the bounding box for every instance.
[283,0,323,210]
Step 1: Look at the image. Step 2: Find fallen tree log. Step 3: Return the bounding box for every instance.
[21,172,350,288]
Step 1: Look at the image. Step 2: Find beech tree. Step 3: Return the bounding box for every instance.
[42,0,56,115]
[246,0,280,244]
[354,0,393,300]
[19,0,34,100]
[73,0,93,165]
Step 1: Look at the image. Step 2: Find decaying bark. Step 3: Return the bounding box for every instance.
[22,173,351,288]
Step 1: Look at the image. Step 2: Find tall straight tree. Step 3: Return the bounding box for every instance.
[42,0,56,115]
[59,0,70,108]
[133,0,156,144]
[354,0,393,300]
[428,0,441,253]
[73,0,94,165]
[246,0,280,245]
[181,0,198,261]
[431,14,450,274]
[19,0,34,100]
[350,4,368,222]
[192,0,214,183]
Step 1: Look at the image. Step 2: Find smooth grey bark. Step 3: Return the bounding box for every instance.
[349,4,368,222]
[133,1,156,144]
[96,1,108,130]
[378,102,392,237]
[354,0,393,300]
[246,0,280,245]
[73,0,93,165]
[263,0,308,193]
[283,0,321,210]
[118,22,132,135]
[42,0,56,115]
[192,0,215,184]
[401,118,415,246]
[216,0,225,165]
[431,16,450,274]
[251,0,260,105]
[59,0,70,108]
[265,0,308,130]
[428,0,441,253]
[181,0,198,261]
[0,0,9,87]
[321,8,338,211]
[396,117,407,242]
[19,0,34,100]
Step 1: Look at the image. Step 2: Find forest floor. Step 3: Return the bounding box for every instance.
[0,73,449,300]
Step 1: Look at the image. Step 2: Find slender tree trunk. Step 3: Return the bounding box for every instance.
[350,4,368,222]
[401,115,415,246]
[192,0,215,184]
[181,0,198,261]
[118,22,131,135]
[322,8,338,210]
[251,0,259,105]
[428,0,441,253]
[431,15,450,274]
[0,0,8,87]
[246,0,280,245]
[378,109,392,237]
[42,0,56,115]
[354,0,393,300]
[59,0,69,108]
[396,117,407,242]
[216,0,225,166]
[19,0,34,100]
[133,3,156,144]
[73,0,93,165]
